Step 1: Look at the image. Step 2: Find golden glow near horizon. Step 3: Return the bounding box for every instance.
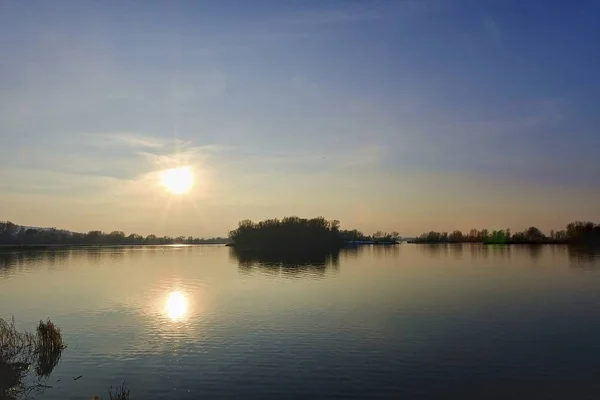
[165,291,188,320]
[160,167,193,194]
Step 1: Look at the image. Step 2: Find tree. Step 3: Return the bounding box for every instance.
[449,230,463,242]
[108,231,125,244]
[524,227,545,242]
[480,229,489,241]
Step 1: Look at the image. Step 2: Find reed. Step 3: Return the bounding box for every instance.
[0,317,65,398]
[108,381,131,400]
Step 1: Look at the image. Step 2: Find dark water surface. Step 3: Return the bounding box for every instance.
[1,244,600,399]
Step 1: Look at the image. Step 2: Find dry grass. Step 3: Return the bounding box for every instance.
[0,317,65,398]
[108,381,131,400]
[36,319,64,353]
[0,317,36,364]
[2,318,132,400]
[35,319,65,378]
[93,381,133,400]
[0,317,37,397]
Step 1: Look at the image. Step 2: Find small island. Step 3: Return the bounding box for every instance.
[227,216,400,251]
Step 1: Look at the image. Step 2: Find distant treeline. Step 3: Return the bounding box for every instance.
[228,216,399,250]
[412,221,600,245]
[340,229,400,243]
[0,221,230,246]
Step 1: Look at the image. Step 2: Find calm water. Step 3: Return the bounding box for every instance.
[1,244,600,399]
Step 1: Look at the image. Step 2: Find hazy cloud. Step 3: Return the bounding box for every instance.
[98,133,165,149]
[482,15,502,45]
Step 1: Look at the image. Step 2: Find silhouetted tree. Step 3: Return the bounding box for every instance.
[449,230,463,242]
[480,229,490,242]
[566,221,600,244]
[372,231,400,243]
[511,226,547,243]
[555,230,568,241]
[340,229,370,242]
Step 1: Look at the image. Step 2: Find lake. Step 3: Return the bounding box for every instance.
[1,244,600,399]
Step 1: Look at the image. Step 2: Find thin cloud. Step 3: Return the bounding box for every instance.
[188,1,426,48]
[220,145,385,172]
[138,143,227,168]
[262,0,439,29]
[483,15,502,46]
[101,133,165,149]
[88,132,226,153]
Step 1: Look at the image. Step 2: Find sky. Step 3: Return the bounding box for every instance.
[1,0,599,237]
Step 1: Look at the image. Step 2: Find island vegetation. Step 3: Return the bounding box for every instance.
[227,216,400,251]
[226,216,401,274]
[0,221,229,247]
[411,221,600,245]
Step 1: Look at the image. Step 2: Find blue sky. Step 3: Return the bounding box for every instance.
[1,0,599,236]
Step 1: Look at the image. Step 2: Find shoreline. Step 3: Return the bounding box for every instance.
[406,241,572,245]
[0,243,229,250]
[226,241,399,250]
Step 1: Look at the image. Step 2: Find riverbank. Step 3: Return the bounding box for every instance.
[0,243,226,250]
[226,240,399,250]
[407,241,570,245]
[412,222,600,246]
[483,240,570,245]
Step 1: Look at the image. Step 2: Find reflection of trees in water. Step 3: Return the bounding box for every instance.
[337,244,399,261]
[372,244,401,259]
[0,248,130,277]
[467,244,489,260]
[84,248,126,266]
[416,243,450,258]
[1,246,206,278]
[340,245,368,261]
[448,244,464,259]
[0,251,69,278]
[568,246,600,270]
[464,243,513,261]
[549,244,568,258]
[506,244,542,262]
[415,243,516,261]
[231,247,340,278]
[487,244,512,260]
[415,243,600,267]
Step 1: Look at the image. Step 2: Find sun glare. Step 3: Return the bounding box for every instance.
[160,167,193,194]
[165,291,187,321]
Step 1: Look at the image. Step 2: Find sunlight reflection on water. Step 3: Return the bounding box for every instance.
[165,291,188,321]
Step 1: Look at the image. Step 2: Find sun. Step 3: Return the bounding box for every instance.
[160,167,193,194]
